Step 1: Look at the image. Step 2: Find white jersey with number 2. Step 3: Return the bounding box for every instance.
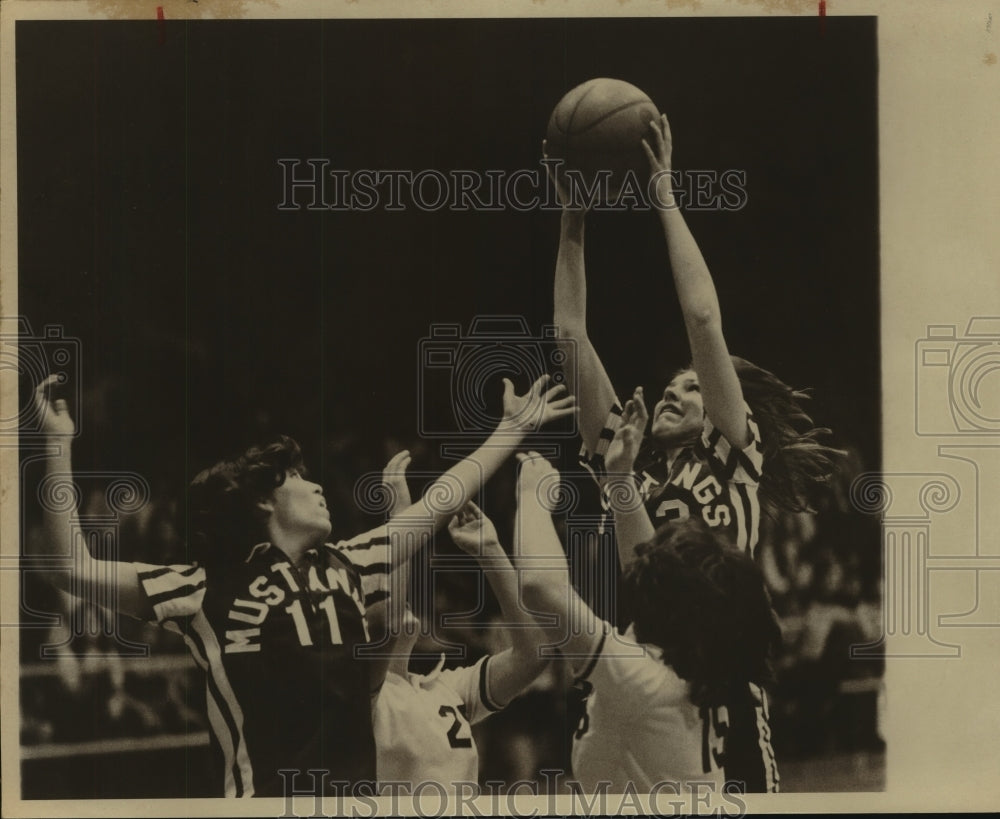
[374,654,501,790]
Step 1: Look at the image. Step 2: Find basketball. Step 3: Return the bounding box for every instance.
[545,78,661,204]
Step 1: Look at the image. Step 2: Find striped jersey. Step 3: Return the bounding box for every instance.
[134,529,392,797]
[571,622,726,792]
[580,402,764,555]
[373,654,502,789]
[719,680,779,793]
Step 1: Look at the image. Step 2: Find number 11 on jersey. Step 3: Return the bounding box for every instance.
[285,596,343,646]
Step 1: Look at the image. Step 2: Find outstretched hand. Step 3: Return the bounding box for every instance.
[501,374,577,433]
[34,374,74,439]
[381,449,412,516]
[641,114,675,207]
[448,501,501,554]
[605,387,648,475]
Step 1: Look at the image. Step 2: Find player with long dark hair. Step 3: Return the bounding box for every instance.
[514,452,781,792]
[31,373,574,797]
[546,115,842,792]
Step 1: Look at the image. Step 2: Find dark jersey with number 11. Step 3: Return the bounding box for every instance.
[135,531,391,797]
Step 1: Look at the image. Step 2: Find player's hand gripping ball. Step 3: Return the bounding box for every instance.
[545,78,660,206]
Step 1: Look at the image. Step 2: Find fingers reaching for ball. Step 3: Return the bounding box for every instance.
[656,113,673,149]
[642,115,676,207]
[642,114,673,175]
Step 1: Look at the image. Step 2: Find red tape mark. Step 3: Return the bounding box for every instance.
[157,6,165,44]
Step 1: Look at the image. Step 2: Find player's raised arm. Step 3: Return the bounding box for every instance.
[365,449,415,692]
[342,375,576,571]
[409,373,574,530]
[603,387,657,566]
[382,448,414,520]
[545,142,621,455]
[448,501,548,708]
[32,375,152,621]
[643,116,751,450]
[512,453,602,661]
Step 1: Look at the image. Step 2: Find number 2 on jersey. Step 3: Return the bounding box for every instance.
[699,704,729,773]
[439,704,473,749]
[656,498,691,522]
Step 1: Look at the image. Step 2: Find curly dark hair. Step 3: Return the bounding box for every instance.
[187,435,306,568]
[728,356,845,514]
[623,518,782,709]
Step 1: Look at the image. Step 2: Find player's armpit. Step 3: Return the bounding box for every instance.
[568,620,610,683]
[482,646,548,712]
[71,559,156,622]
[521,582,604,676]
[589,626,687,708]
[332,528,408,603]
[702,406,763,482]
[132,561,205,623]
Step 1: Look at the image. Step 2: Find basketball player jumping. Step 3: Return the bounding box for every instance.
[546,114,842,792]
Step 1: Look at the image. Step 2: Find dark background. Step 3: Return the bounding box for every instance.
[16,16,882,796]
[17,17,879,488]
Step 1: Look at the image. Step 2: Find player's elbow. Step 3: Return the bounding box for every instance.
[36,542,98,594]
[521,579,563,618]
[40,567,75,596]
[684,303,721,330]
[512,644,550,682]
[552,312,587,343]
[520,577,545,608]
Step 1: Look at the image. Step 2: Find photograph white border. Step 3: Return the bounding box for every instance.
[2,0,998,815]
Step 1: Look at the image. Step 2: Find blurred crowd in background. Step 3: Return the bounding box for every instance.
[19,430,884,796]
